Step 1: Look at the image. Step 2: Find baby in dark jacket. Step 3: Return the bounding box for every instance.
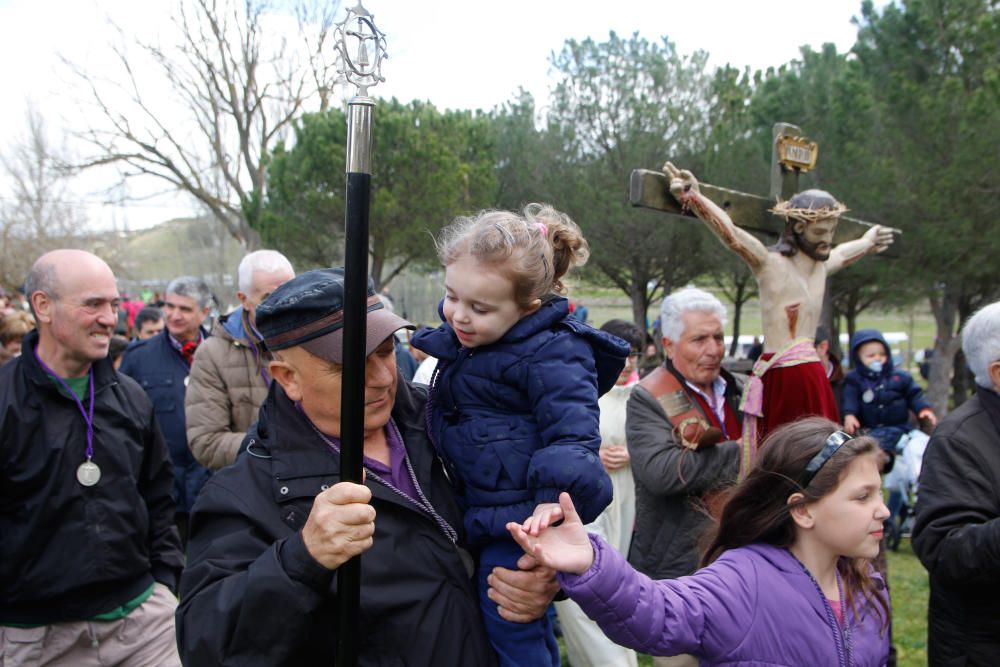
[842,329,937,455]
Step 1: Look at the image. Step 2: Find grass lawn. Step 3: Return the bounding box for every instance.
[887,539,930,666]
[559,539,929,666]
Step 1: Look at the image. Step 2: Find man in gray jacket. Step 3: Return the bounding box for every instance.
[185,250,294,469]
[626,288,742,667]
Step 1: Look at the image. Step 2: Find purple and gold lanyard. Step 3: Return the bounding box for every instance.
[246,316,271,387]
[34,348,96,463]
[248,342,271,387]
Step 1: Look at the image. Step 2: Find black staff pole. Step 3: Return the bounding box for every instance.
[333,5,387,665]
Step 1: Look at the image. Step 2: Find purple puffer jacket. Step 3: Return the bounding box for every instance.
[559,536,890,666]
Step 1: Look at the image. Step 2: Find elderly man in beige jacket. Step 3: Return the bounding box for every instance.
[185,250,294,470]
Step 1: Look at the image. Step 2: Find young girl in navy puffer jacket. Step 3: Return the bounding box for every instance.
[411,204,628,667]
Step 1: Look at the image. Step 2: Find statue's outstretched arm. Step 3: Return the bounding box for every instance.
[664,162,768,271]
[827,224,894,275]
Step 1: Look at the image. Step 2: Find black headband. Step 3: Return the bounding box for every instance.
[802,430,853,487]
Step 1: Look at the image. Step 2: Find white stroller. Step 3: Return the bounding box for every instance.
[882,428,929,550]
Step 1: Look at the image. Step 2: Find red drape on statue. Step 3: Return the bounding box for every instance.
[756,354,839,444]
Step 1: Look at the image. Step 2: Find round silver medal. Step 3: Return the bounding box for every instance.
[862,389,875,404]
[77,460,101,487]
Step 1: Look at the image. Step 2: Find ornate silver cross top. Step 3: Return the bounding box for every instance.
[334,2,388,97]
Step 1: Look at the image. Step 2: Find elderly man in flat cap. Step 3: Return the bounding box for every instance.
[176,268,556,666]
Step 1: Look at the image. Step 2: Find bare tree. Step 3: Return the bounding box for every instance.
[67,0,342,250]
[0,107,87,288]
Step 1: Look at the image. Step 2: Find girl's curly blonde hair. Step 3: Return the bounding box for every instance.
[437,203,589,310]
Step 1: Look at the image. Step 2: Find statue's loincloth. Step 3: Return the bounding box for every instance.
[739,338,839,478]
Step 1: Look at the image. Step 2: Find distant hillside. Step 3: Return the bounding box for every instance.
[112,216,245,307]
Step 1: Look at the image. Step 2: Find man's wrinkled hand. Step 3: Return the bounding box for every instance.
[301,482,376,570]
[487,552,560,623]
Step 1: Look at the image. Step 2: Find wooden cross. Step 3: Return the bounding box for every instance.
[629,123,899,246]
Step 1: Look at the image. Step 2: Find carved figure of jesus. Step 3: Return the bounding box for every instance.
[664,162,894,465]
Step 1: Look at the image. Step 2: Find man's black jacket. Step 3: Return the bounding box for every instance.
[176,377,496,666]
[0,330,183,625]
[913,386,1000,666]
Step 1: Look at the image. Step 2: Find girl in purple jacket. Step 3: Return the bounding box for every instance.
[510,417,892,667]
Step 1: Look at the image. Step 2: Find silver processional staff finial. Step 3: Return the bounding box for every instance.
[334,1,388,98]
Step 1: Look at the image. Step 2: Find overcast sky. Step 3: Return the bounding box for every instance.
[0,0,886,230]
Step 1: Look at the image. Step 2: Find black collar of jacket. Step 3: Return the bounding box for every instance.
[20,329,119,395]
[976,385,1000,436]
[254,374,436,506]
[662,358,742,408]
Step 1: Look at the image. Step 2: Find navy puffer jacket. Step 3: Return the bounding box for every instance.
[120,328,212,513]
[412,296,628,548]
[843,329,931,449]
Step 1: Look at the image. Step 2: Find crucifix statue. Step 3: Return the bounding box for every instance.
[631,124,897,476]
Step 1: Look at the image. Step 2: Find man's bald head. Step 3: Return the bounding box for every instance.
[27,250,120,377]
[24,254,62,310]
[26,250,116,315]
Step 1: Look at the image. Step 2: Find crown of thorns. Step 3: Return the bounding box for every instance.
[770,199,848,223]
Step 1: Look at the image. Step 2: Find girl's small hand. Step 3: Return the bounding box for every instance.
[600,445,630,472]
[507,493,595,575]
[522,502,564,536]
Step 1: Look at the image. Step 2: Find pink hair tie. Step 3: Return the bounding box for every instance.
[536,222,549,236]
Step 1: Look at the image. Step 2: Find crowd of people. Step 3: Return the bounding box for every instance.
[0,201,998,666]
